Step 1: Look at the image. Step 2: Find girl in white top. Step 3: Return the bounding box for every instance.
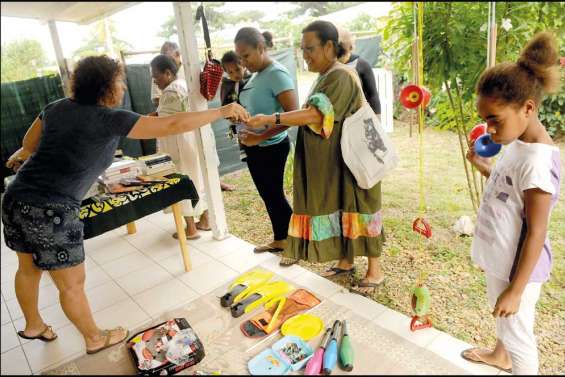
[150,54,208,239]
[462,32,561,375]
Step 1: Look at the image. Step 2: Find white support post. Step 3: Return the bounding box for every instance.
[47,20,71,96]
[173,2,229,240]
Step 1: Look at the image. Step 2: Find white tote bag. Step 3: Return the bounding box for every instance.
[340,101,399,189]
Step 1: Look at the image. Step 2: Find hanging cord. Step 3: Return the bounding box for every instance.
[416,1,427,285]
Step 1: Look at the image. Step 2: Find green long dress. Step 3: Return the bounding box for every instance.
[284,62,384,263]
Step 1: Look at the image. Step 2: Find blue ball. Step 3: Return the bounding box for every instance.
[474,134,501,157]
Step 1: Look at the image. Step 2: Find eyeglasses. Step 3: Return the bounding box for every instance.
[300,44,322,54]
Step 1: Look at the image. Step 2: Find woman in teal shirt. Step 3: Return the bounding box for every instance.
[235,27,299,258]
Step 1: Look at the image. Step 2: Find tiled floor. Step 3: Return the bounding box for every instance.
[0,211,504,375]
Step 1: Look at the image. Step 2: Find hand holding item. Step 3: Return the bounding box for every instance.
[238,129,264,147]
[246,114,272,129]
[220,103,250,123]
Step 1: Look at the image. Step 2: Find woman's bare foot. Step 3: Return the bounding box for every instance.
[461,348,512,372]
[19,324,57,341]
[196,211,211,231]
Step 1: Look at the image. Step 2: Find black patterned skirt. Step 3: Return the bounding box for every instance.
[2,193,85,270]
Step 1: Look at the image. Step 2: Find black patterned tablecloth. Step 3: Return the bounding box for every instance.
[80,174,198,239]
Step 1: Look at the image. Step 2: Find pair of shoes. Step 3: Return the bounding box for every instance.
[17,325,57,342]
[254,245,284,254]
[460,348,512,374]
[322,266,356,278]
[172,232,201,240]
[279,257,298,267]
[86,327,129,355]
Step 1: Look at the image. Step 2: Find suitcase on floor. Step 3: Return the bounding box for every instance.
[126,318,205,376]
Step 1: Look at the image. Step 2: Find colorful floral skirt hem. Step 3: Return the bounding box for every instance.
[284,210,384,262]
[2,193,85,270]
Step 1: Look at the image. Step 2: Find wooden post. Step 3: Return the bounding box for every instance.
[47,20,71,96]
[173,2,229,241]
[126,222,137,235]
[172,202,192,272]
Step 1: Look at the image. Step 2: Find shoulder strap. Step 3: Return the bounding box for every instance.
[195,4,212,60]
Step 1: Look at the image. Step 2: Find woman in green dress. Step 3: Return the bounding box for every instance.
[246,20,385,293]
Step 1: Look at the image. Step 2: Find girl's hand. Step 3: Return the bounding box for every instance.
[466,142,492,176]
[6,148,31,172]
[493,286,521,318]
[220,103,250,123]
[246,114,272,129]
[238,129,263,147]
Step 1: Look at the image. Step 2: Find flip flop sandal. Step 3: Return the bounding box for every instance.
[86,327,129,355]
[172,232,201,240]
[322,266,356,278]
[460,348,512,374]
[17,325,57,342]
[279,257,298,267]
[254,245,284,254]
[349,277,386,296]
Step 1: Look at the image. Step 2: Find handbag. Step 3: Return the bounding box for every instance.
[195,4,223,100]
[332,64,398,189]
[341,100,399,189]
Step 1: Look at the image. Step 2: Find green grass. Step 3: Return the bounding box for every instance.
[220,121,565,374]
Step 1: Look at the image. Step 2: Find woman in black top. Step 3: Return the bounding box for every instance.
[3,55,248,355]
[338,28,381,116]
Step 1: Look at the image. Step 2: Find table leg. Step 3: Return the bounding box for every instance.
[171,202,192,272]
[126,222,137,234]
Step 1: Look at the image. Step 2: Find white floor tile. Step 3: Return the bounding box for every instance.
[1,273,52,304]
[100,250,155,280]
[372,307,441,348]
[85,281,129,313]
[115,264,174,296]
[259,257,307,280]
[219,249,266,273]
[143,211,176,233]
[196,235,254,258]
[84,266,112,291]
[426,332,503,375]
[1,265,17,285]
[156,249,212,277]
[291,269,343,298]
[329,291,388,321]
[1,322,21,353]
[92,298,151,331]
[177,259,239,295]
[132,279,198,317]
[86,236,139,265]
[1,296,12,325]
[0,250,18,269]
[126,228,182,262]
[5,283,60,320]
[12,302,71,345]
[22,323,84,373]
[0,346,31,375]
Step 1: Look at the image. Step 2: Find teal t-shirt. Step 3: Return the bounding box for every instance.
[239,60,295,147]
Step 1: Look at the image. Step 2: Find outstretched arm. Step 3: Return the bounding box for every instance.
[246,105,323,129]
[128,103,249,139]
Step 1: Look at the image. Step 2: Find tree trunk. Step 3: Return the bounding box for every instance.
[454,82,482,204]
[445,80,478,213]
